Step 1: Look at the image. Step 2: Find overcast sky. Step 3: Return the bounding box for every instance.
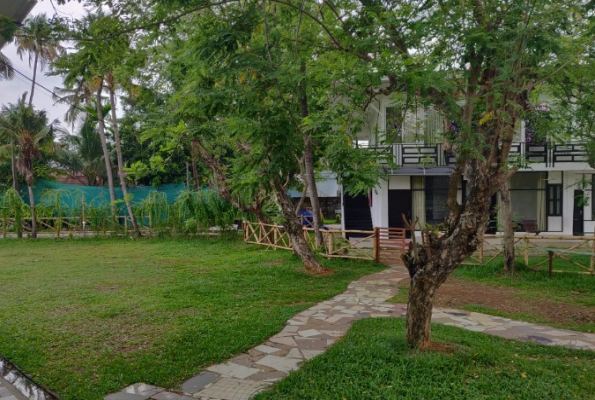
[2,0,88,133]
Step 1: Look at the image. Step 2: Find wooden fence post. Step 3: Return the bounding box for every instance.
[590,237,595,275]
[373,227,380,263]
[524,236,529,266]
[548,250,553,278]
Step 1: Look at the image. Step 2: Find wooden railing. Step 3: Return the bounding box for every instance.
[243,221,408,263]
[464,234,595,274]
[244,221,292,250]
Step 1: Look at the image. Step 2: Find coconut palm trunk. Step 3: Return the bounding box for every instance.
[95,81,117,216]
[28,50,39,107]
[107,79,140,236]
[11,145,19,191]
[26,182,37,238]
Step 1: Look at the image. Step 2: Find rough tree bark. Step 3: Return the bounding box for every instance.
[404,123,516,348]
[499,178,516,272]
[272,177,325,273]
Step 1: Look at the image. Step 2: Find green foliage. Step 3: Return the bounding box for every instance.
[0,187,248,236]
[256,318,595,400]
[171,190,241,235]
[0,188,26,237]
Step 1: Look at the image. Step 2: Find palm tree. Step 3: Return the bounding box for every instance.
[15,13,64,106]
[52,12,118,217]
[59,103,112,186]
[0,51,18,189]
[0,98,57,238]
[0,51,14,81]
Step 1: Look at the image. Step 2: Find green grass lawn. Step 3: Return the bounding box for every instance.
[255,318,595,400]
[0,237,383,400]
[454,260,595,308]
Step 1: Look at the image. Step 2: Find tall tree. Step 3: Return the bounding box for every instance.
[314,0,592,348]
[52,12,120,217]
[59,103,111,186]
[0,98,58,238]
[15,14,64,106]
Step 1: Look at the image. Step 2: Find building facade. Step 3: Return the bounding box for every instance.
[341,95,595,236]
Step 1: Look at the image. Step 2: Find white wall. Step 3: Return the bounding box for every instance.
[370,179,389,227]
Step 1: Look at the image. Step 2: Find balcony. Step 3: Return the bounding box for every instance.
[370,142,589,169]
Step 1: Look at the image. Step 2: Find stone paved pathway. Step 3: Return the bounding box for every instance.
[0,376,27,400]
[106,265,595,400]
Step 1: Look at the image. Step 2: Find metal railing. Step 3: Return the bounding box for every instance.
[368,141,587,168]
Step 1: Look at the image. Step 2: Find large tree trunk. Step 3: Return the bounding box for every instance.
[95,82,117,217]
[403,163,498,347]
[499,178,515,272]
[108,83,140,237]
[273,177,325,273]
[298,61,323,248]
[406,273,439,349]
[27,184,37,239]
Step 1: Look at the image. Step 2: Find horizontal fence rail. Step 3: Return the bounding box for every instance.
[243,221,408,264]
[464,234,595,274]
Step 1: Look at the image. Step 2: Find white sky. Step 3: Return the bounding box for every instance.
[1,0,88,132]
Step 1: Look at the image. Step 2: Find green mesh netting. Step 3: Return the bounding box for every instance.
[21,179,186,209]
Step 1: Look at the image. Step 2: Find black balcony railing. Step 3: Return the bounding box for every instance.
[369,142,588,168]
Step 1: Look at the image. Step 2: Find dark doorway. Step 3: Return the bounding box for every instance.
[388,190,412,235]
[573,190,584,236]
[343,192,373,236]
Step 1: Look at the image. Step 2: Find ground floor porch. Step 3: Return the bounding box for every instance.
[342,170,595,236]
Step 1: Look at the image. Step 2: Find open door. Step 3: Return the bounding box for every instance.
[573,190,584,236]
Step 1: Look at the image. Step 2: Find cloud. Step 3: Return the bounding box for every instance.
[1,0,87,131]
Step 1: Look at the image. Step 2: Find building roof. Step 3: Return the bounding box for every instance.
[0,0,36,48]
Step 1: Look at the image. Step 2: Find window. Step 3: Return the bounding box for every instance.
[547,185,562,216]
[509,172,546,230]
[424,176,449,225]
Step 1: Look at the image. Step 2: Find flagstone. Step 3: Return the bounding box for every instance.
[195,378,270,400]
[286,348,303,359]
[255,355,302,373]
[254,345,281,354]
[207,363,261,379]
[298,329,322,338]
[269,336,298,347]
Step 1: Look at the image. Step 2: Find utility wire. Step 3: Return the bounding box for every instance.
[6,64,107,127]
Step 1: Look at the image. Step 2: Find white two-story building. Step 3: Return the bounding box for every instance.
[342,95,595,236]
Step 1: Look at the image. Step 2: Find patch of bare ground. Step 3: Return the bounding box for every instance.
[419,342,460,354]
[399,278,595,328]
